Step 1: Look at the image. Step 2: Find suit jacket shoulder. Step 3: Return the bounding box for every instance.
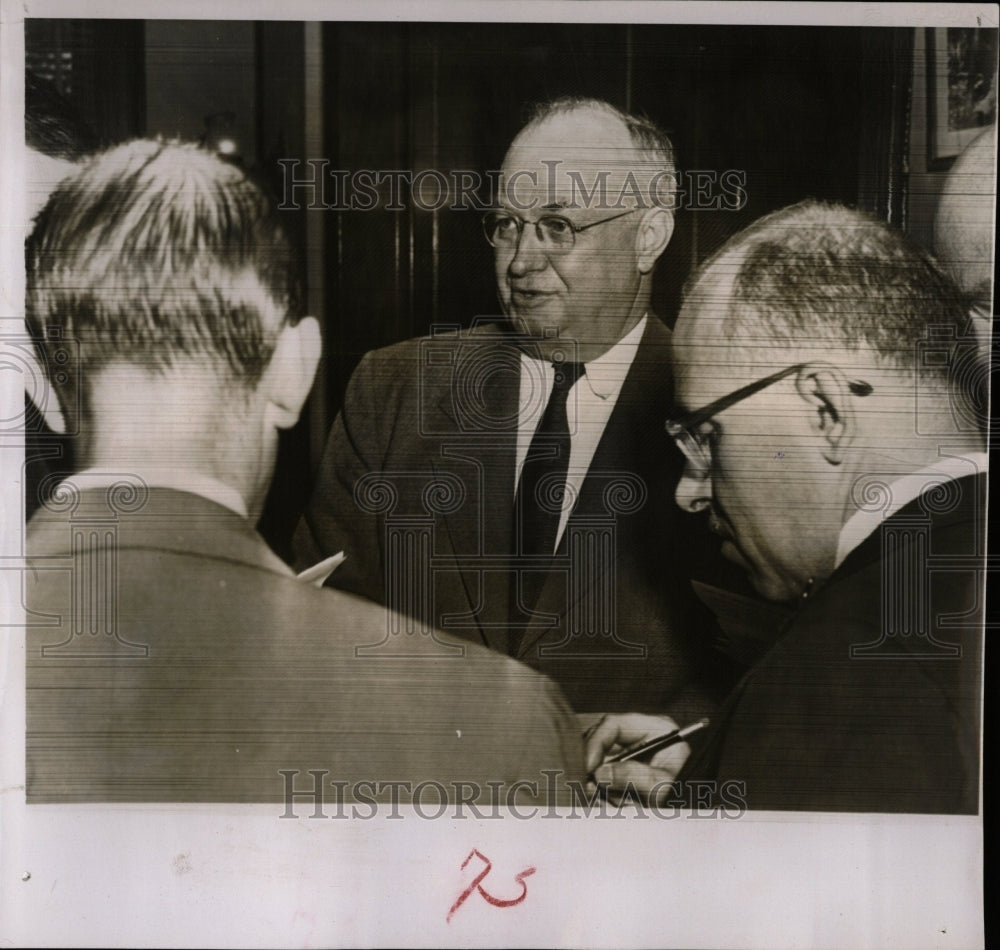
[296,316,744,715]
[26,488,584,803]
[679,475,984,813]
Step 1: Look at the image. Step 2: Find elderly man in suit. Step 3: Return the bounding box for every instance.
[294,97,736,717]
[586,200,986,813]
[24,139,584,804]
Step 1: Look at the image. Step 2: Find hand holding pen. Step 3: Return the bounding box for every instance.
[583,713,710,805]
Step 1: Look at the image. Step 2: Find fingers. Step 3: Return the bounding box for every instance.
[583,713,680,773]
[647,738,693,776]
[580,714,608,744]
[591,754,687,807]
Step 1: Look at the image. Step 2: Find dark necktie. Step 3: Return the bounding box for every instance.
[510,360,585,626]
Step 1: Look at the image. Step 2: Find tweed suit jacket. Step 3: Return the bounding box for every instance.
[26,486,585,803]
[295,318,738,716]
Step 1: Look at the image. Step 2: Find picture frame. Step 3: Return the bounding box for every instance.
[927,26,998,163]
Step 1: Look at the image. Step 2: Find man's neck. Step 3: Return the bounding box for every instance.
[520,308,650,365]
[67,462,250,520]
[80,367,264,521]
[853,435,985,486]
[580,288,651,362]
[834,444,987,569]
[80,439,253,513]
[81,422,239,487]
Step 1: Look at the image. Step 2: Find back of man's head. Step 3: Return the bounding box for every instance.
[27,138,300,410]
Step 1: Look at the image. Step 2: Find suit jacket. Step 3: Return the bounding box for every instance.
[294,318,739,716]
[25,486,585,803]
[677,474,985,813]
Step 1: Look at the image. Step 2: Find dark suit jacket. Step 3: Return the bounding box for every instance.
[677,474,985,813]
[294,318,738,716]
[25,486,585,803]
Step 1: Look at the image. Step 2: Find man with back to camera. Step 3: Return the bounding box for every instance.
[295,96,741,718]
[24,139,584,804]
[585,200,986,813]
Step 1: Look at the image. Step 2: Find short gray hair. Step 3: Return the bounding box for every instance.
[690,200,970,384]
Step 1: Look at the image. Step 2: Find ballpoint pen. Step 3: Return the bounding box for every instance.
[601,717,711,766]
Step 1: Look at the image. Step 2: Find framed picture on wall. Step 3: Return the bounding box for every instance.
[927,26,998,162]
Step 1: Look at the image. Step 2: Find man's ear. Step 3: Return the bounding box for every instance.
[635,207,674,274]
[795,366,854,465]
[262,316,322,430]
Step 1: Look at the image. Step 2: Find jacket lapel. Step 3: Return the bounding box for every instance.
[428,331,520,652]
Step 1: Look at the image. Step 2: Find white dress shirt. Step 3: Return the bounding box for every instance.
[515,315,647,550]
[54,466,250,520]
[834,450,989,569]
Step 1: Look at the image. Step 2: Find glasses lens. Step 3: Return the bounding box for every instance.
[484,213,520,247]
[537,216,575,248]
[667,423,711,478]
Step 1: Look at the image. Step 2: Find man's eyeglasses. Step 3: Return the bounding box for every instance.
[482,209,635,252]
[665,362,874,478]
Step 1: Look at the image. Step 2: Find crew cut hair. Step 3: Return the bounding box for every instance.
[27,139,299,408]
[693,199,971,382]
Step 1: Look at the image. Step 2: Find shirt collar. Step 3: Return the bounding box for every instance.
[56,467,249,520]
[583,314,647,398]
[519,314,647,400]
[834,451,989,568]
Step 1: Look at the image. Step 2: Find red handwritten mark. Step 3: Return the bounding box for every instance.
[446,849,536,923]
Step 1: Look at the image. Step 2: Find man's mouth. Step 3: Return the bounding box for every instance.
[510,288,557,308]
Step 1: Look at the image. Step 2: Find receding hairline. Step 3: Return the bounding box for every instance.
[501,99,677,209]
[679,199,972,378]
[678,243,747,333]
[515,100,635,144]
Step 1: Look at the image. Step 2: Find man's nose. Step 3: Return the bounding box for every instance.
[674,462,712,514]
[508,223,548,276]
